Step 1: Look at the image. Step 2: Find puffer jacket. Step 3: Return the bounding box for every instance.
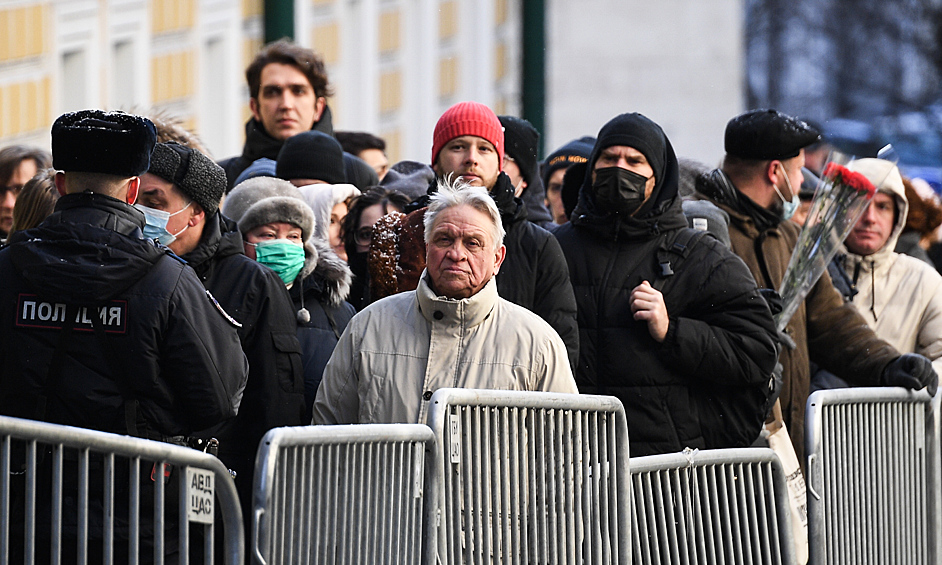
[289,237,355,422]
[556,161,778,456]
[696,169,899,462]
[312,274,578,425]
[833,168,942,376]
[0,192,249,438]
[183,213,306,454]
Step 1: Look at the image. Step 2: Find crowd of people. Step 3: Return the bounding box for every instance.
[2,37,941,561]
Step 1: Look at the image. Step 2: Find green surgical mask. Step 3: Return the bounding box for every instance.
[253,239,306,285]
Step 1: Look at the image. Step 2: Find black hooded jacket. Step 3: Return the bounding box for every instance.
[219,106,335,190]
[0,192,248,438]
[553,113,778,456]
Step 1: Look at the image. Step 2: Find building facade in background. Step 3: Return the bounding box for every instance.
[544,0,744,168]
[0,0,522,164]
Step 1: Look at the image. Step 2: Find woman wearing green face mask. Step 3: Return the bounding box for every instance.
[223,177,356,423]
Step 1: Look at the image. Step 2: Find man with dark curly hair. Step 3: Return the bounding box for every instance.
[220,39,335,189]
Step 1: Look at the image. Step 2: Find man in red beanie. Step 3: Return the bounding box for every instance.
[367,101,579,371]
[430,101,505,190]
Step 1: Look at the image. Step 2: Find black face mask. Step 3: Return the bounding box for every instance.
[592,166,650,216]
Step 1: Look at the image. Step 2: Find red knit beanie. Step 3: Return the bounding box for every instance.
[431,101,504,169]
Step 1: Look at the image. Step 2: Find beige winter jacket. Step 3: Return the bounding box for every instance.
[312,272,578,424]
[838,160,942,376]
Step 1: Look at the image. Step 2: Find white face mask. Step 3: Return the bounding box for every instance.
[135,201,191,246]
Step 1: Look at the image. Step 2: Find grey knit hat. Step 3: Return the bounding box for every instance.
[222,176,315,242]
[148,142,226,214]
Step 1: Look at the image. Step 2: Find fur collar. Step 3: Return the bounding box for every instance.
[301,237,352,307]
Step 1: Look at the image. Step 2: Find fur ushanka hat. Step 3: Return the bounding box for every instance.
[148,141,227,215]
[52,109,157,176]
[222,176,315,243]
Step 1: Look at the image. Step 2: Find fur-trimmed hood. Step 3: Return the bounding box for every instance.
[297,236,352,308]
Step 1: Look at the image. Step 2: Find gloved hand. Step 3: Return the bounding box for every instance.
[881,353,938,397]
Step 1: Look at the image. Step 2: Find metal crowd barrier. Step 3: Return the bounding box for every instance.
[0,414,243,565]
[252,424,435,565]
[425,388,631,565]
[806,387,941,565]
[630,448,795,565]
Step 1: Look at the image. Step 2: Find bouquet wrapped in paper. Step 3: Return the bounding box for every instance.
[775,151,896,332]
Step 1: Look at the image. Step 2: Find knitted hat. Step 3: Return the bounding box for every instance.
[233,157,277,187]
[725,109,820,161]
[52,110,157,176]
[498,115,539,190]
[541,136,594,192]
[431,101,504,168]
[148,142,226,215]
[276,130,346,185]
[381,161,436,201]
[222,176,315,242]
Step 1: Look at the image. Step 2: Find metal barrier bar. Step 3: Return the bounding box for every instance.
[806,387,940,565]
[253,424,434,565]
[425,388,631,565]
[629,448,795,565]
[0,414,243,565]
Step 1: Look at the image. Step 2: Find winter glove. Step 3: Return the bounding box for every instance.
[757,288,783,316]
[881,353,938,397]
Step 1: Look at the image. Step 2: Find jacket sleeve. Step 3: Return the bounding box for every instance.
[312,317,361,424]
[534,233,580,372]
[914,272,942,377]
[533,332,580,394]
[162,265,249,431]
[806,269,899,385]
[661,246,779,386]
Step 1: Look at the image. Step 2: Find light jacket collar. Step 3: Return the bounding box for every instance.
[416,271,498,328]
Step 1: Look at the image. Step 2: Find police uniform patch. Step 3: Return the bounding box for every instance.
[16,294,128,334]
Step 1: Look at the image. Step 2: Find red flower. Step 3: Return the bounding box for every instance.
[843,170,876,197]
[822,162,876,197]
[823,162,845,179]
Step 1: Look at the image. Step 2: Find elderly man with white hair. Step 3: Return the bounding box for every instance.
[313,177,578,425]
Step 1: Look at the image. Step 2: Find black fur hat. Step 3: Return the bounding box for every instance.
[52,110,157,176]
[148,142,227,215]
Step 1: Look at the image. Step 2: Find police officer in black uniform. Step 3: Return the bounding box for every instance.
[0,109,249,563]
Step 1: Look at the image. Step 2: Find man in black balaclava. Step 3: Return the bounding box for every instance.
[553,112,780,456]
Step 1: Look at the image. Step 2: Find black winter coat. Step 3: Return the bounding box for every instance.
[183,213,306,456]
[290,238,355,423]
[492,175,580,370]
[556,170,778,456]
[219,107,335,190]
[0,193,248,438]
